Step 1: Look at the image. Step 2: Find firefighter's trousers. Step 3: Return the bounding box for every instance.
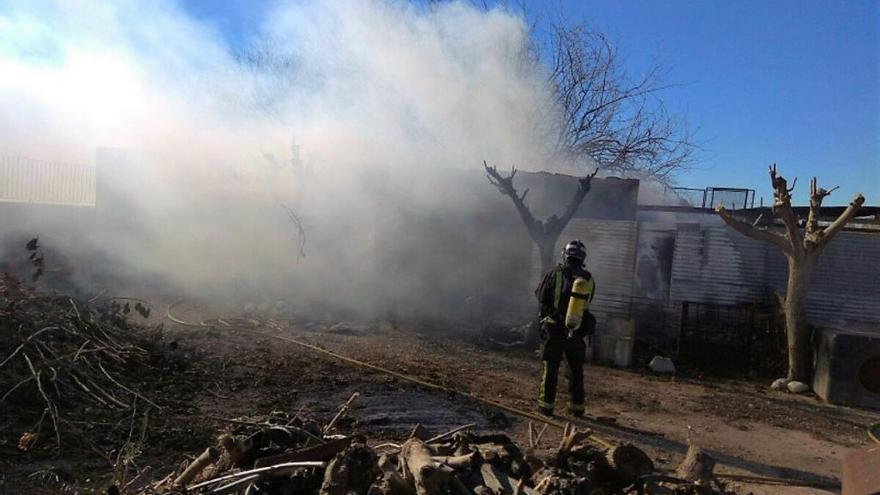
[538,327,586,414]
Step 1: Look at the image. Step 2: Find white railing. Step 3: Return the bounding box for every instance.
[0,155,96,206]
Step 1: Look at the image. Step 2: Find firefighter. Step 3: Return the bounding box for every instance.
[534,239,596,417]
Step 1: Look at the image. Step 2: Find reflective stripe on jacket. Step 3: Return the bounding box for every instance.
[536,264,595,322]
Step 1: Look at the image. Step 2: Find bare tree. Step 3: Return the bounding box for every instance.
[281,204,307,262]
[543,23,695,181]
[485,161,598,276]
[715,164,865,384]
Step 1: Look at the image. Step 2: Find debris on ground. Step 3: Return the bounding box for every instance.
[786,381,809,394]
[769,378,788,391]
[648,356,676,374]
[129,397,741,495]
[0,245,166,453]
[769,378,810,394]
[482,321,533,348]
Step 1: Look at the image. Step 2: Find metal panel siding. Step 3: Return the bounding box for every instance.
[765,232,880,326]
[530,220,637,326]
[0,155,96,206]
[568,220,637,320]
[670,225,768,305]
[671,224,880,328]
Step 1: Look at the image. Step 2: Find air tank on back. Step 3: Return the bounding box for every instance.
[565,277,592,330]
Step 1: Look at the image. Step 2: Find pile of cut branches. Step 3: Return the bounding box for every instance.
[134,397,738,495]
[1,239,160,453]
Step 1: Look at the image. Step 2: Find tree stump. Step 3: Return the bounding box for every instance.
[675,443,715,485]
[604,444,653,484]
[320,443,379,495]
[401,439,453,495]
[174,447,220,486]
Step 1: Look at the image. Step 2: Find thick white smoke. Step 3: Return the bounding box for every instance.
[0,1,568,319]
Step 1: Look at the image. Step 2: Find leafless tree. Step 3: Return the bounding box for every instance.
[484,161,597,276]
[542,23,695,181]
[485,19,693,292]
[715,164,865,384]
[281,204,307,262]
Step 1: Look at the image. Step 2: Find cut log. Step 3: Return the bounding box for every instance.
[433,452,476,470]
[372,453,415,495]
[401,438,453,495]
[675,443,715,485]
[255,436,356,468]
[604,444,653,484]
[409,424,433,441]
[187,461,326,491]
[320,443,379,495]
[373,470,415,495]
[481,463,512,494]
[449,475,473,495]
[477,443,511,464]
[481,464,537,495]
[174,447,220,486]
[217,434,253,468]
[555,423,593,466]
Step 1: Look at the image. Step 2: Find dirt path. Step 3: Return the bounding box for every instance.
[7,306,877,494]
[245,321,878,494]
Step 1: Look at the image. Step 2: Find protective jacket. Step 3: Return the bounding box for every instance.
[535,263,596,336]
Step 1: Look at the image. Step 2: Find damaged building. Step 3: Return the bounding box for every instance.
[515,170,880,409]
[4,152,879,410]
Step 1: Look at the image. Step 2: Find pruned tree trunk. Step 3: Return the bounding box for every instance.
[604,444,654,484]
[537,237,560,278]
[320,444,379,495]
[716,165,865,385]
[401,439,452,495]
[784,254,816,381]
[484,161,597,278]
[675,443,715,485]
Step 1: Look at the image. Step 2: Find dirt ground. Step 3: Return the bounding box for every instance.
[3,301,879,495]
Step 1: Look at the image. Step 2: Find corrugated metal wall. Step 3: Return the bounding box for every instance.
[531,219,638,328]
[527,216,880,340]
[671,224,880,328]
[669,223,769,305]
[765,231,880,326]
[0,155,96,206]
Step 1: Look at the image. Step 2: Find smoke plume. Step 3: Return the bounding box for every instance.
[0,0,570,320]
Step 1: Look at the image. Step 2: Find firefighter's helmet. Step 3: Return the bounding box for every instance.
[562,240,587,263]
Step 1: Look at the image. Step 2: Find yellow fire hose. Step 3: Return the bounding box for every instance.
[165,302,841,490]
[870,422,880,444]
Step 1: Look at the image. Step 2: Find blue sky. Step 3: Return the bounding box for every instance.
[183,1,878,204]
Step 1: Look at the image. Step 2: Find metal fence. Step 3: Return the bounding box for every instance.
[0,155,96,206]
[668,187,706,207]
[707,187,755,210]
[665,186,755,209]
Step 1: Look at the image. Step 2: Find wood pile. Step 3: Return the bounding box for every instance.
[134,402,739,495]
[1,241,161,453]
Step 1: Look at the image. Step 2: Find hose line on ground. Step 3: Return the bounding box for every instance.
[165,302,840,490]
[870,422,880,444]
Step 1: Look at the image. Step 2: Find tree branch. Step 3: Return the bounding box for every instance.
[545,22,695,181]
[804,177,846,249]
[815,193,866,247]
[281,204,307,262]
[484,161,543,241]
[769,164,803,255]
[715,205,792,255]
[552,168,599,235]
